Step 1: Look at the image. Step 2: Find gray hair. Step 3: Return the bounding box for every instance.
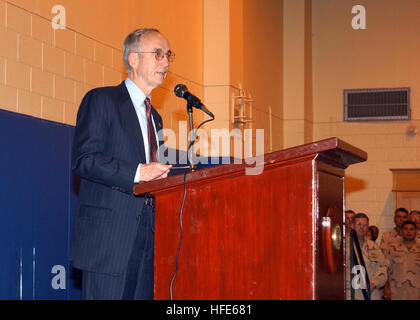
[123,28,160,73]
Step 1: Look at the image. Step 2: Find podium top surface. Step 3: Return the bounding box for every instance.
[133,137,367,196]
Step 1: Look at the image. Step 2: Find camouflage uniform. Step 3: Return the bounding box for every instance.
[350,239,389,300]
[387,240,420,300]
[380,228,400,256]
[381,227,420,254]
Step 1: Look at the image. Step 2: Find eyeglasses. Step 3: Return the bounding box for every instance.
[133,48,175,62]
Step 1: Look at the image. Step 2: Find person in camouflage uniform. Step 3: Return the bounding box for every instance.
[386,220,420,300]
[381,208,409,299]
[347,213,389,300]
[368,225,379,242]
[345,210,356,230]
[409,210,419,226]
[408,210,420,243]
[380,208,409,256]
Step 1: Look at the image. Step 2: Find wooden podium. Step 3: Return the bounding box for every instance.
[134,137,367,300]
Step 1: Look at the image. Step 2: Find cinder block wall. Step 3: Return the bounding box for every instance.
[0,1,124,125]
[312,0,420,237]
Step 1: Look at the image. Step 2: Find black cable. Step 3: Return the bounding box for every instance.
[350,232,355,300]
[169,114,214,300]
[169,169,188,300]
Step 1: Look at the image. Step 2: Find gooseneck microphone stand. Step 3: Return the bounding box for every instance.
[170,87,214,299]
[187,101,196,171]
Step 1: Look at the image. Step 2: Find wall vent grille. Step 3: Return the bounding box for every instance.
[343,87,410,121]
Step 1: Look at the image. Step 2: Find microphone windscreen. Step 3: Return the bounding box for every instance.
[174,84,187,97]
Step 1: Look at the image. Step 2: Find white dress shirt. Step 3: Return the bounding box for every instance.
[124,77,159,183]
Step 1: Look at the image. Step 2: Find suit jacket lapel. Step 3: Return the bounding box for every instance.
[116,82,147,162]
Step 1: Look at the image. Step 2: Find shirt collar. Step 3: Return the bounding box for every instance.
[124,77,150,107]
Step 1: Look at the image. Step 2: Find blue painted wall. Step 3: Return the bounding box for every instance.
[0,110,81,299]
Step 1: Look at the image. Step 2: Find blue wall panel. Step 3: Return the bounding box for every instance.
[0,110,81,299]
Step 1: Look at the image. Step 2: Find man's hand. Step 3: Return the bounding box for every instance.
[139,162,172,182]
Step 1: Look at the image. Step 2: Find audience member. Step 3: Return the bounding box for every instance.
[349,213,388,300]
[408,210,420,243]
[366,229,373,241]
[380,208,408,256]
[345,210,356,230]
[386,220,420,300]
[380,208,409,299]
[368,225,379,242]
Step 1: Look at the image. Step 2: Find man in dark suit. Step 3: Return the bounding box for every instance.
[71,28,173,299]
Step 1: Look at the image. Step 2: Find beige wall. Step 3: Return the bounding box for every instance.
[242,0,283,154]
[0,0,283,154]
[0,0,203,137]
[312,0,420,235]
[283,0,308,149]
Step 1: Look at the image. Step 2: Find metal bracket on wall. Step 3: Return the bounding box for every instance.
[231,84,254,128]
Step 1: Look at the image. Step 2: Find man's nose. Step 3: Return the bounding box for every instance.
[160,54,170,66]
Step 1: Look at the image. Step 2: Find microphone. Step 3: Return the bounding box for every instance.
[174,84,214,118]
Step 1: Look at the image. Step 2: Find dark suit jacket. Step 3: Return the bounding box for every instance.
[70,81,162,276]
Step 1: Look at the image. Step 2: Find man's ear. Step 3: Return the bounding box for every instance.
[128,52,138,70]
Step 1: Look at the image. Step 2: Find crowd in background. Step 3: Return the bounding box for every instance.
[344,208,420,300]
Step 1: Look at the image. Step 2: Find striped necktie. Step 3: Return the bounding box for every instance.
[144,97,158,162]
